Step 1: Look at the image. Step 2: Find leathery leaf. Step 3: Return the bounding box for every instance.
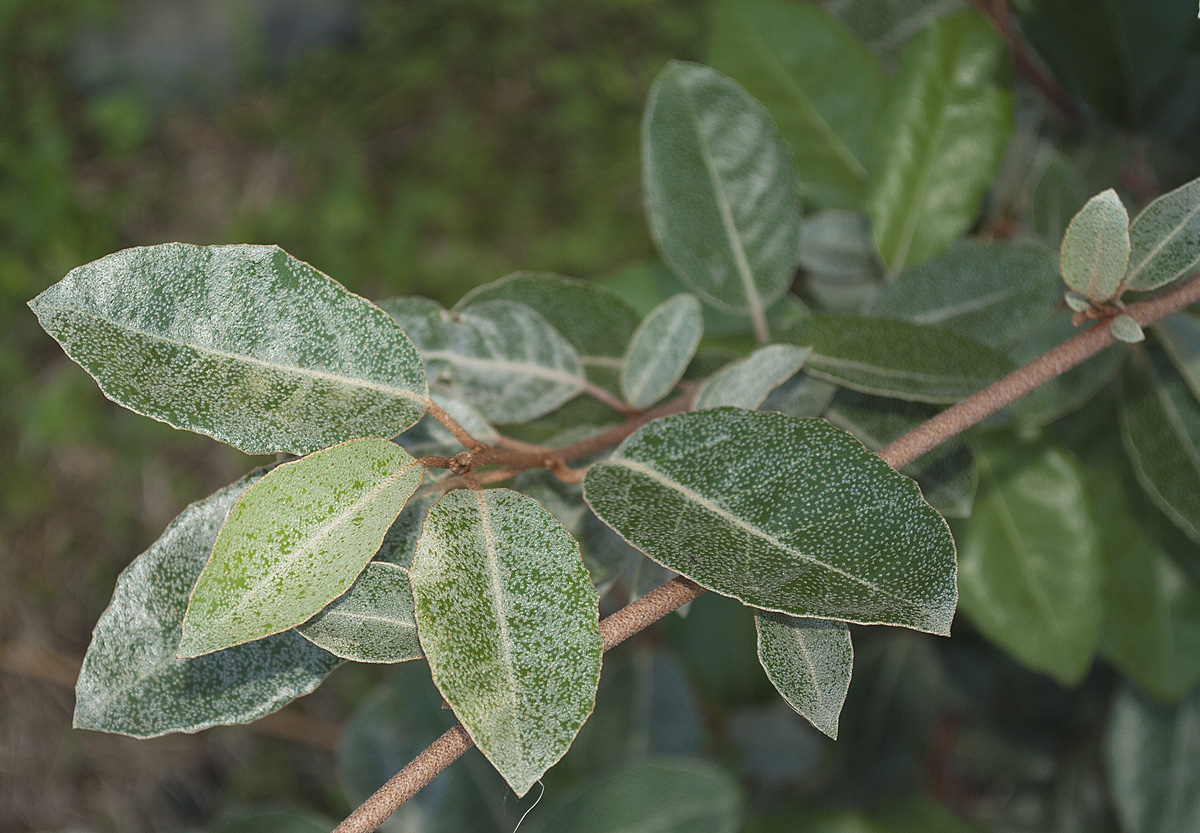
[755,612,853,739]
[295,562,423,664]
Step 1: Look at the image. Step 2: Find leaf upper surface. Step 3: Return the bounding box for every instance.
[694,344,811,410]
[1060,188,1131,302]
[785,314,1016,403]
[1155,312,1200,406]
[955,437,1103,685]
[865,11,1012,272]
[755,612,853,739]
[28,243,428,455]
[623,294,704,410]
[643,61,802,316]
[584,408,958,634]
[709,0,885,209]
[1121,343,1200,544]
[1126,175,1200,291]
[456,271,640,394]
[295,562,422,664]
[73,470,340,738]
[178,438,423,657]
[410,488,603,796]
[380,296,585,423]
[867,240,1061,348]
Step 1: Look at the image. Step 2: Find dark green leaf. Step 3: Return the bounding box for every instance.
[709,0,885,209]
[867,241,1061,348]
[1091,467,1200,702]
[755,612,852,739]
[797,210,883,313]
[585,409,958,634]
[956,436,1103,685]
[179,438,424,657]
[1029,146,1087,246]
[1060,188,1130,303]
[295,562,422,664]
[28,243,428,455]
[825,389,977,518]
[410,488,602,796]
[828,0,968,66]
[456,271,640,394]
[785,314,1016,403]
[1155,312,1200,404]
[866,11,1012,272]
[73,471,340,738]
[1126,176,1200,292]
[643,61,802,326]
[380,296,585,423]
[1105,686,1200,833]
[527,759,742,833]
[210,810,335,833]
[1121,342,1200,544]
[622,294,703,410]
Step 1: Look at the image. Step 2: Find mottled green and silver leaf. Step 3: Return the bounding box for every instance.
[527,759,742,833]
[380,296,584,423]
[1121,343,1200,545]
[1126,175,1200,292]
[786,314,1015,403]
[456,271,640,394]
[584,409,958,634]
[956,437,1103,686]
[1060,188,1131,303]
[73,470,341,738]
[623,294,704,410]
[295,562,422,664]
[755,612,852,739]
[410,488,603,796]
[28,244,428,455]
[179,438,424,657]
[867,241,1061,348]
[1106,686,1200,833]
[694,344,811,410]
[643,61,803,318]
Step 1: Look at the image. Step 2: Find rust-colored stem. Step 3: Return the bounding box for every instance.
[337,273,1200,833]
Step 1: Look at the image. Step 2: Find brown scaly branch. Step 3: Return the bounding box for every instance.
[336,273,1200,833]
[970,0,1081,122]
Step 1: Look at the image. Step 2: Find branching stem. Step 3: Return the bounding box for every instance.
[338,273,1200,833]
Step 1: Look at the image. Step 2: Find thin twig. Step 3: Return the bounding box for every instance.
[336,273,1200,832]
[424,399,486,452]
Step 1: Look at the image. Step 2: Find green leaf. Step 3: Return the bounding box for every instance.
[642,61,803,324]
[456,271,641,394]
[410,488,603,796]
[1091,468,1200,702]
[73,470,341,738]
[1110,314,1145,343]
[527,759,742,833]
[1121,343,1200,544]
[622,294,704,410]
[1105,686,1200,833]
[755,612,852,739]
[955,436,1103,685]
[761,371,839,419]
[866,241,1061,348]
[374,484,441,570]
[785,314,1016,403]
[709,0,885,209]
[584,409,958,634]
[865,11,1012,272]
[828,0,968,67]
[797,210,883,313]
[295,562,422,664]
[27,243,428,455]
[1060,188,1131,303]
[179,438,424,658]
[694,344,810,410]
[825,389,977,518]
[379,296,585,423]
[397,393,498,458]
[1029,146,1087,246]
[1155,312,1200,405]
